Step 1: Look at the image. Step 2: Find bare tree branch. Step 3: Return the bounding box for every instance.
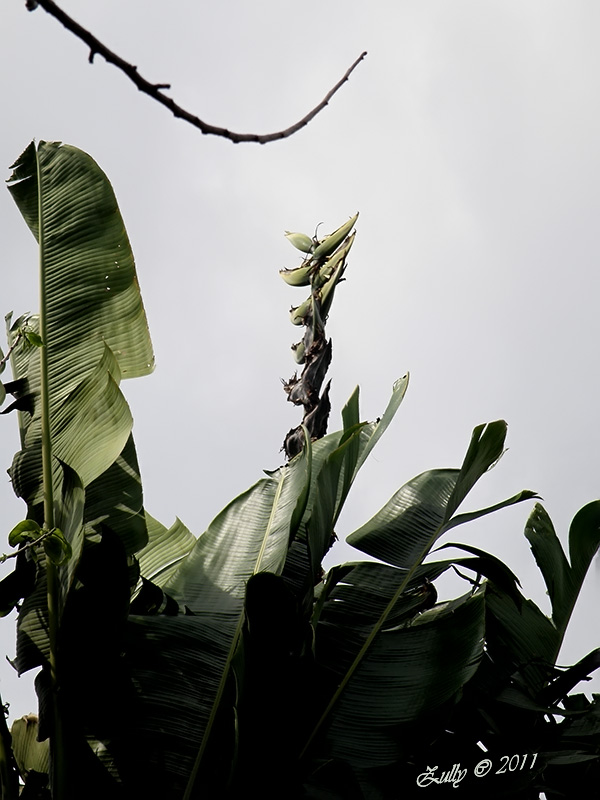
[27,0,367,144]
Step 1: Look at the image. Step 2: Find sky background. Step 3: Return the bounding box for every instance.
[1,0,599,715]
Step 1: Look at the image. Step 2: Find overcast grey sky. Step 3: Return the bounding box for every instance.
[1,0,599,714]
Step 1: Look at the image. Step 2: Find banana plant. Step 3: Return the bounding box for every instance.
[1,140,153,798]
[1,144,599,800]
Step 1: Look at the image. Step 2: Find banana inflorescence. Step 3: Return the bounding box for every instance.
[280,214,358,459]
[284,231,314,253]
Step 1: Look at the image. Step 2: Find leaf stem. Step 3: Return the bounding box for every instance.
[0,332,23,374]
[182,614,245,800]
[0,530,55,564]
[36,144,67,799]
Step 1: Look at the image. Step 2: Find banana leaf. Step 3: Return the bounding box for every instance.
[485,500,600,695]
[319,589,486,767]
[6,141,153,499]
[166,454,310,608]
[283,378,409,603]
[82,433,148,555]
[525,501,600,641]
[347,422,537,571]
[311,539,523,773]
[300,422,536,767]
[135,514,196,589]
[7,141,153,387]
[122,446,312,795]
[125,612,239,796]
[350,374,409,479]
[5,141,154,672]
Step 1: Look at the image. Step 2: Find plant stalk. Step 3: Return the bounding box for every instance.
[36,145,67,799]
[0,691,19,800]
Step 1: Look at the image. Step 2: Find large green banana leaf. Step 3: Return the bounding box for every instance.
[135,513,196,589]
[7,141,154,384]
[318,376,409,529]
[82,433,147,554]
[166,454,310,607]
[14,437,148,675]
[339,422,534,663]
[485,500,600,695]
[282,429,349,596]
[54,462,85,614]
[122,448,311,794]
[347,375,409,480]
[283,378,409,600]
[125,611,239,797]
[311,547,520,771]
[6,140,153,496]
[315,549,520,638]
[526,501,600,642]
[5,141,154,672]
[347,422,537,570]
[304,424,367,583]
[320,587,485,767]
[299,422,536,767]
[315,562,446,656]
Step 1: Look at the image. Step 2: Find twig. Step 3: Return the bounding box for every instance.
[0,530,53,564]
[27,0,367,144]
[0,332,22,374]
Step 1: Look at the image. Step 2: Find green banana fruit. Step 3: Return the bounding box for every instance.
[311,212,358,261]
[291,340,306,364]
[319,258,347,320]
[284,231,314,253]
[312,231,356,290]
[290,296,313,326]
[279,263,314,287]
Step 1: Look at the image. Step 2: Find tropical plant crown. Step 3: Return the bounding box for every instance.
[0,140,598,799]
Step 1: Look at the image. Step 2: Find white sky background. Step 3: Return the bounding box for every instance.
[1,0,599,715]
